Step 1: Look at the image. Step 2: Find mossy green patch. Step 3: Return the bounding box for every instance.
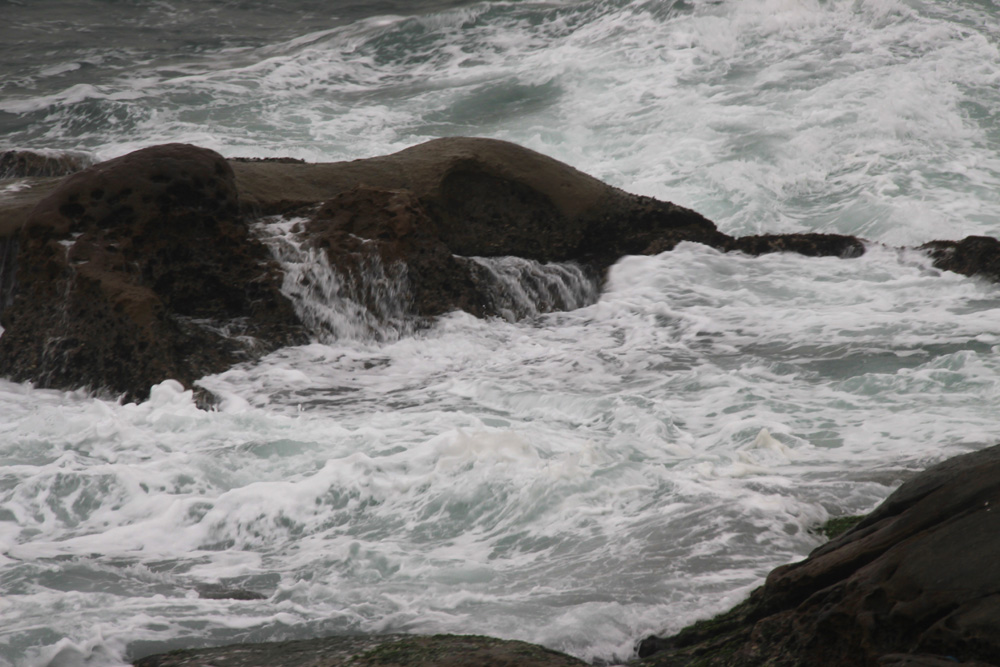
[815,515,864,541]
[669,597,759,648]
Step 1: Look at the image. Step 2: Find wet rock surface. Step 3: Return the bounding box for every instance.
[0,138,736,397]
[195,584,268,601]
[132,634,589,667]
[633,444,1000,667]
[921,236,1000,283]
[3,137,1000,399]
[247,138,860,329]
[0,143,306,401]
[728,232,866,258]
[302,186,492,321]
[0,149,92,179]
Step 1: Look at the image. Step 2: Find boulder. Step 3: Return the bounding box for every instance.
[230,138,740,333]
[0,149,92,179]
[921,236,1000,283]
[1,172,67,317]
[0,137,896,399]
[301,186,485,319]
[235,136,730,270]
[132,634,589,667]
[255,139,863,328]
[634,444,1000,666]
[0,143,306,401]
[730,233,865,258]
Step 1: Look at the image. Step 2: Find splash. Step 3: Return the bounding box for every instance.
[468,256,600,322]
[255,218,414,343]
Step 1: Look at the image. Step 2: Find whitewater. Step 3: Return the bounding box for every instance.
[2,0,1000,664]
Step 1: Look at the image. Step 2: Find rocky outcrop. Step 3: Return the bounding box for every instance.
[0,143,306,401]
[0,149,92,179]
[0,138,750,398]
[634,444,1000,666]
[921,236,1000,283]
[5,137,999,400]
[729,233,865,258]
[300,185,504,323]
[239,138,859,327]
[0,153,73,317]
[233,138,862,269]
[230,136,724,268]
[133,634,589,667]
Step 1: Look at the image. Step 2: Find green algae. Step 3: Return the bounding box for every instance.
[815,515,864,541]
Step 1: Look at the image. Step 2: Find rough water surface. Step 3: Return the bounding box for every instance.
[2,0,1000,666]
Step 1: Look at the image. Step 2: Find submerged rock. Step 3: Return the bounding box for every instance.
[195,584,267,601]
[132,634,589,667]
[729,233,865,259]
[634,444,1000,666]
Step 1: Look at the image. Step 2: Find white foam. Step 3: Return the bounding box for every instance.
[5,0,998,243]
[4,0,1000,663]
[9,238,1000,663]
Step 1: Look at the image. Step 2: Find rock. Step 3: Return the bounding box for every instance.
[729,233,866,259]
[0,137,911,399]
[811,514,865,541]
[236,136,728,269]
[237,137,732,329]
[921,236,1000,282]
[634,444,1000,666]
[1,178,65,316]
[132,634,589,667]
[0,230,18,316]
[0,143,306,401]
[195,584,267,601]
[0,149,92,179]
[302,186,492,322]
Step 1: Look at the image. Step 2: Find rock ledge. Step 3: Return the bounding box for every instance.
[634,444,1000,666]
[133,633,589,667]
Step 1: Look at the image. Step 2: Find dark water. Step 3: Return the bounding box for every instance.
[0,0,482,145]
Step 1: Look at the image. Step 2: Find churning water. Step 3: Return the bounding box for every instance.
[3,0,1000,665]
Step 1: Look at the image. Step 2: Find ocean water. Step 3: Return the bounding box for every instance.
[2,0,1000,665]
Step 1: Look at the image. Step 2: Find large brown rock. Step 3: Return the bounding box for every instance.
[256,139,868,329]
[0,143,305,401]
[634,444,1000,666]
[0,165,68,315]
[236,137,736,331]
[302,186,491,321]
[0,137,879,399]
[236,136,730,268]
